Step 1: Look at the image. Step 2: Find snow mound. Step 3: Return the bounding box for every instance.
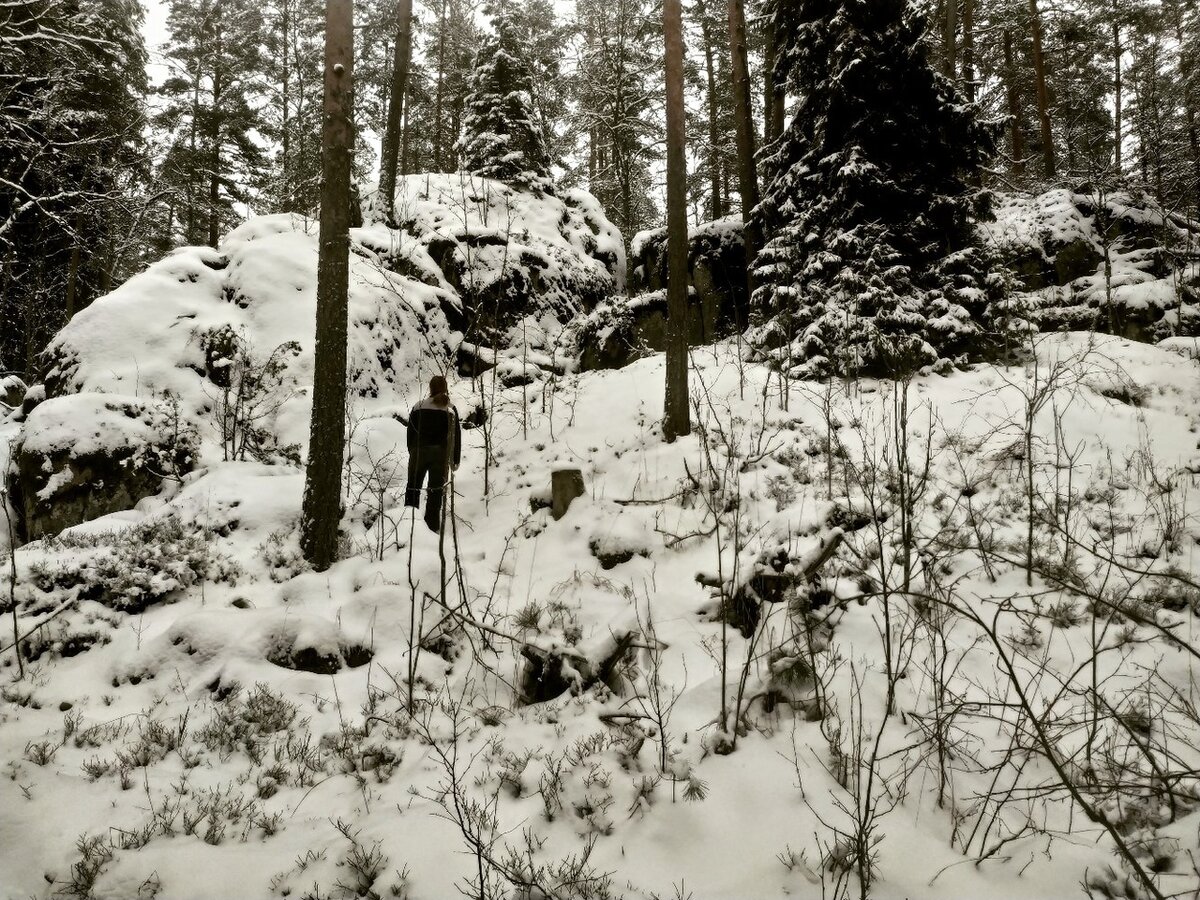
[40,213,456,450]
[117,608,372,685]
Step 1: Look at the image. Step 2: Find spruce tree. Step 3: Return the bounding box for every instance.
[754,0,1002,376]
[458,4,554,192]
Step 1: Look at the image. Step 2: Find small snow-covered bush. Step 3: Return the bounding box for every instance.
[24,515,236,614]
[198,326,301,464]
[195,683,302,763]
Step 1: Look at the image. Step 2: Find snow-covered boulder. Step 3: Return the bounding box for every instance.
[0,373,25,410]
[8,393,197,540]
[987,188,1198,341]
[378,174,625,340]
[570,289,718,371]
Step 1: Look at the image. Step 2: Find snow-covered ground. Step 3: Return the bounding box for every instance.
[2,329,1200,899]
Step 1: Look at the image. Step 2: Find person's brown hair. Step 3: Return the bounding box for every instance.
[429,375,449,398]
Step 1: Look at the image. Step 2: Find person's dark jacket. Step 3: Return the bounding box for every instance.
[406,397,461,466]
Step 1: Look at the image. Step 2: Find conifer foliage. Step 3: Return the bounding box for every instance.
[458,4,554,192]
[753,0,1003,376]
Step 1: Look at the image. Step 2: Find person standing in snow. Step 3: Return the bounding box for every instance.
[404,375,461,532]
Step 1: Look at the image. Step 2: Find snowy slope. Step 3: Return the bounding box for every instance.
[2,332,1200,899]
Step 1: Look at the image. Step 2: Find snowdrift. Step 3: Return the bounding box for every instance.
[2,334,1200,900]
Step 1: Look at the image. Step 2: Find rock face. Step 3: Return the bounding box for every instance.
[374,175,625,341]
[8,394,197,541]
[630,217,748,338]
[574,289,733,372]
[988,188,1198,342]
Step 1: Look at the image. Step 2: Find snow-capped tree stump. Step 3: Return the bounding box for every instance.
[551,467,585,519]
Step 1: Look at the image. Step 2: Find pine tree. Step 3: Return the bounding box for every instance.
[157,0,266,246]
[753,0,1001,376]
[260,0,324,214]
[574,0,662,239]
[458,3,554,191]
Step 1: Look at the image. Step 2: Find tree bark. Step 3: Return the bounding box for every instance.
[762,7,784,146]
[700,7,722,220]
[663,0,690,441]
[65,211,82,321]
[962,0,975,101]
[943,0,957,82]
[1176,10,1200,215]
[727,0,761,292]
[1113,21,1122,174]
[208,14,224,248]
[1028,0,1056,179]
[433,0,447,170]
[379,0,413,217]
[300,0,355,571]
[1004,28,1027,176]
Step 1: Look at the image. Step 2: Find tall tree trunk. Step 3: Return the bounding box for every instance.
[663,0,690,441]
[700,8,722,219]
[962,0,975,101]
[1176,11,1200,215]
[379,0,413,217]
[208,69,222,248]
[300,0,355,571]
[208,17,224,248]
[727,0,761,290]
[1113,21,1122,174]
[433,0,447,170]
[1004,28,1026,175]
[279,0,293,211]
[762,7,784,145]
[65,214,82,321]
[1028,0,1056,178]
[943,0,957,81]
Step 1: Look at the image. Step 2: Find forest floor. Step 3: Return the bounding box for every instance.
[2,332,1200,900]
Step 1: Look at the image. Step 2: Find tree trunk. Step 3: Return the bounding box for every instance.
[433,0,447,170]
[1113,21,1122,174]
[300,0,355,571]
[65,211,82,321]
[943,0,957,82]
[763,7,784,146]
[1004,28,1027,176]
[1177,12,1200,215]
[700,8,722,219]
[1028,0,1056,179]
[727,0,761,291]
[663,0,690,441]
[962,0,975,101]
[208,17,224,248]
[379,0,413,218]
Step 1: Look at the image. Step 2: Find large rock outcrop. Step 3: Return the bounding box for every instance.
[10,179,625,540]
[373,175,625,341]
[988,188,1198,341]
[629,217,748,338]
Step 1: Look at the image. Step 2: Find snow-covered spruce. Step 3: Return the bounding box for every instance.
[456,3,554,193]
[752,0,1005,376]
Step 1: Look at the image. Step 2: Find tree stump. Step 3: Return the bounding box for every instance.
[551,468,585,520]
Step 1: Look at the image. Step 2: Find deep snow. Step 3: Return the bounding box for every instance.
[2,328,1200,899]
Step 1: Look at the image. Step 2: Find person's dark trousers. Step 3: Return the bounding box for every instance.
[405,446,449,531]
